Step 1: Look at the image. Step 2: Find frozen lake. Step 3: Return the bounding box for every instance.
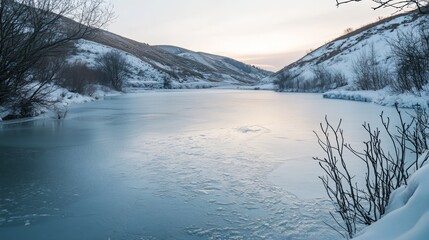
[0,90,399,239]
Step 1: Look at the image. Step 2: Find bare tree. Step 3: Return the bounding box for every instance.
[0,0,112,117]
[97,50,129,91]
[335,0,429,13]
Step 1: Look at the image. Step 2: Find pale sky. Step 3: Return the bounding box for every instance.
[108,0,396,71]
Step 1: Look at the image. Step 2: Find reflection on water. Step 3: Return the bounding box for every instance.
[0,90,399,240]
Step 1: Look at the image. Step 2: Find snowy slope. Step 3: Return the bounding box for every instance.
[267,12,428,92]
[156,45,271,81]
[69,39,171,89]
[82,31,272,88]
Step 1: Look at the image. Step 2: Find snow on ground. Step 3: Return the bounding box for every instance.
[323,88,429,108]
[355,160,429,240]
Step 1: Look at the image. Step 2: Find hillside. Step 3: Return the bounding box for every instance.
[156,45,271,81]
[266,11,429,107]
[78,31,272,89]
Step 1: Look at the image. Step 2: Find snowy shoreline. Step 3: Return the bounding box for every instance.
[323,89,429,108]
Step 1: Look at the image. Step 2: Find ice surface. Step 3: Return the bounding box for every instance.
[0,90,401,239]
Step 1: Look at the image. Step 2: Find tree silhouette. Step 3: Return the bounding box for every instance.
[0,0,112,117]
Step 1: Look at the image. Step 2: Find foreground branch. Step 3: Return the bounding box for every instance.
[314,105,429,238]
[336,0,429,13]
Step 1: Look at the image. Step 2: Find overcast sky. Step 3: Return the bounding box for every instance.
[108,0,396,71]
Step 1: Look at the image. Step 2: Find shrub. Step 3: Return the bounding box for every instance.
[312,65,347,90]
[163,77,172,89]
[314,105,429,238]
[275,67,347,92]
[58,63,103,95]
[344,27,354,34]
[275,70,299,91]
[97,50,129,91]
[390,25,429,93]
[353,44,391,90]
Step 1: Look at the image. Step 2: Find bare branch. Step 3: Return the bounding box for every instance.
[314,105,429,237]
[336,0,429,13]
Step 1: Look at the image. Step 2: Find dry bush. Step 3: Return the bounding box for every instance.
[59,63,103,95]
[274,70,300,91]
[312,65,347,90]
[315,105,429,238]
[390,25,429,94]
[353,44,391,90]
[97,50,129,91]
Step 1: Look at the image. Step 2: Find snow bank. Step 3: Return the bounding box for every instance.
[323,89,429,108]
[354,163,429,240]
[323,90,375,103]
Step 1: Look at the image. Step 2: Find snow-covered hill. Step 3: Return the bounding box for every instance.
[266,11,429,107]
[156,45,271,82]
[80,31,272,89]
